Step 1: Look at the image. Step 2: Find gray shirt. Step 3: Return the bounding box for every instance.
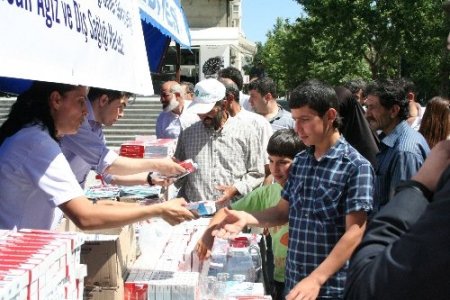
[269,105,294,131]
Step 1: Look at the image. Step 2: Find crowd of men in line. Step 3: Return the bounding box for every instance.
[152,66,445,299]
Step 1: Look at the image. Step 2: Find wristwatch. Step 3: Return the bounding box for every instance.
[395,179,433,202]
[147,172,155,186]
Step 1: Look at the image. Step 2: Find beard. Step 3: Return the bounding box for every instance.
[163,96,179,112]
[202,109,225,130]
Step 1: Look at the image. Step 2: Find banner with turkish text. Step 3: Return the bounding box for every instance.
[0,0,153,95]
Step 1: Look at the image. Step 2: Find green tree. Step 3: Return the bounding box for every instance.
[257,0,449,99]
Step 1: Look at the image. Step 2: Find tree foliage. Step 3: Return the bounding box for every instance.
[255,0,449,100]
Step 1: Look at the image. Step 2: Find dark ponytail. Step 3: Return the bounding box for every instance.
[0,81,77,145]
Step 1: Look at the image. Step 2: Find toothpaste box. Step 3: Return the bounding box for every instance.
[187,201,216,216]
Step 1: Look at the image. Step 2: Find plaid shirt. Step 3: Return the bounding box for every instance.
[174,117,265,202]
[281,137,373,299]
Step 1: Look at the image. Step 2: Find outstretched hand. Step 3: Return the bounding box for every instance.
[214,185,238,207]
[159,198,197,225]
[150,174,175,187]
[155,157,186,177]
[286,276,321,300]
[195,235,214,260]
[211,208,247,240]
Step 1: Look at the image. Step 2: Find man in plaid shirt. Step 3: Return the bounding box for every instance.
[174,78,265,205]
[212,80,374,299]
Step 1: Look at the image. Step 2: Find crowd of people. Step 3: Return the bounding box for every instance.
[0,2,449,300]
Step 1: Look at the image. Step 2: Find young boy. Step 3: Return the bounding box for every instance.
[211,80,374,299]
[196,129,305,300]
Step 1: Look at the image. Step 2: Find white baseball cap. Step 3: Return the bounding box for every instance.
[186,78,226,114]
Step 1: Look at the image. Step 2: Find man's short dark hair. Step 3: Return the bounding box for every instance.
[248,77,277,98]
[365,80,409,121]
[267,129,305,159]
[397,77,416,94]
[88,87,134,103]
[218,67,244,91]
[219,78,240,104]
[289,80,342,129]
[344,79,367,95]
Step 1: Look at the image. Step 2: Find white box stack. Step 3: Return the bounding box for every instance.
[125,218,210,300]
[143,139,177,159]
[0,229,85,300]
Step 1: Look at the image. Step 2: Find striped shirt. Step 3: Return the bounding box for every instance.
[281,137,373,299]
[235,109,273,164]
[374,121,429,211]
[174,117,265,202]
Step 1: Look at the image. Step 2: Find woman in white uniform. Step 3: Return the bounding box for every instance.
[0,81,196,230]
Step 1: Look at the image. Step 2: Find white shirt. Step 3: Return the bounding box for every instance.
[0,125,84,230]
[156,103,200,139]
[240,92,253,112]
[410,104,426,131]
[235,109,273,164]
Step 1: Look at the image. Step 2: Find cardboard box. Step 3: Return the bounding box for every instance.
[84,284,124,300]
[81,225,137,288]
[56,218,137,288]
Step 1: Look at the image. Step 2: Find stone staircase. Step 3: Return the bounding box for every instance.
[0,96,163,148]
[103,96,162,147]
[0,97,15,125]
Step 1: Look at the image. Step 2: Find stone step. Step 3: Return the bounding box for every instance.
[106,134,156,140]
[106,135,156,147]
[123,112,160,116]
[0,104,14,110]
[103,126,155,132]
[113,119,159,125]
[103,127,156,133]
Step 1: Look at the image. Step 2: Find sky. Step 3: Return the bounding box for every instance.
[242,0,304,44]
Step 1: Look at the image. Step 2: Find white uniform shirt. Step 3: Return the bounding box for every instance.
[155,106,200,139]
[235,109,273,164]
[0,125,84,230]
[240,92,253,112]
[410,105,426,131]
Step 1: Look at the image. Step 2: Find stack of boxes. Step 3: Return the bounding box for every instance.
[124,218,210,299]
[84,185,121,201]
[125,220,267,299]
[119,141,146,158]
[80,226,137,300]
[0,229,85,300]
[56,219,137,300]
[143,139,177,159]
[119,137,177,159]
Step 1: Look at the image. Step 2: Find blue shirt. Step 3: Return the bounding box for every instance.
[281,137,374,299]
[374,121,429,210]
[60,101,118,187]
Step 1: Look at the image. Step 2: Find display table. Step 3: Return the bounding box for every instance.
[124,218,269,300]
